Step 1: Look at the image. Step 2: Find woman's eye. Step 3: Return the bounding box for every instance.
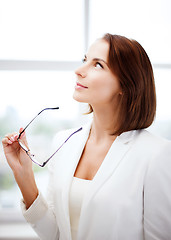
[82,58,86,63]
[95,62,103,69]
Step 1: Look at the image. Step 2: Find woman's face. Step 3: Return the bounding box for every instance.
[73,39,122,109]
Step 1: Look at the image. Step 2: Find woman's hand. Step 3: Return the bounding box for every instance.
[2,128,38,209]
[2,128,32,174]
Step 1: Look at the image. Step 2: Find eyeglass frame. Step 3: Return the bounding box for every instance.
[17,107,82,167]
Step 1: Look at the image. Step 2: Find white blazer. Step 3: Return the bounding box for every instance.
[21,121,171,240]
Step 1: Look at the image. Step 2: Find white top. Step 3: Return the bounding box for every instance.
[69,177,91,240]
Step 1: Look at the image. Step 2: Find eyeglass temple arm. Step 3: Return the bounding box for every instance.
[18,107,59,138]
[41,127,83,167]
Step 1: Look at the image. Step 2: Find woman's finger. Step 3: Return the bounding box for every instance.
[2,136,12,145]
[3,133,18,144]
[19,128,26,139]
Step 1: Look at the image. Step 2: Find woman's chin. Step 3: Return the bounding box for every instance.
[73,92,86,103]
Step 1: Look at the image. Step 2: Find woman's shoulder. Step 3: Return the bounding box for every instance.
[138,128,171,146]
[133,128,171,159]
[119,128,170,147]
[48,121,91,170]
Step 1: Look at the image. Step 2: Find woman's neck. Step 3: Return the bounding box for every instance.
[90,110,119,144]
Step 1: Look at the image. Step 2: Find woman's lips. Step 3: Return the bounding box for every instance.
[75,82,88,89]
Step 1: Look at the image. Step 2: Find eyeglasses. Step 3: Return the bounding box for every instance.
[17,107,82,167]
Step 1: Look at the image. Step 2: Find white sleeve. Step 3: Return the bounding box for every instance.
[20,156,60,240]
[144,141,171,240]
[21,191,59,240]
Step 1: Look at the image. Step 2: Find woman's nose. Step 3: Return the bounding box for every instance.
[75,63,87,78]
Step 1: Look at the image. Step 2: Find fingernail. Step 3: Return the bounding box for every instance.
[20,128,24,133]
[14,134,18,139]
[10,137,14,141]
[8,140,13,144]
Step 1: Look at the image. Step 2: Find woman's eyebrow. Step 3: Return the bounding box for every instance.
[93,58,108,66]
[84,55,108,66]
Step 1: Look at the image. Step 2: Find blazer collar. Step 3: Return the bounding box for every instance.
[117,129,139,144]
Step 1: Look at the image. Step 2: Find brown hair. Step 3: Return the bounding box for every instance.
[88,33,156,134]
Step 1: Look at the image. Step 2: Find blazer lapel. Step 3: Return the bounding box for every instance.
[60,121,92,238]
[81,129,139,210]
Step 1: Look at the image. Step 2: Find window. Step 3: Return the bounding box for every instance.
[149,68,171,139]
[89,0,171,64]
[0,0,84,61]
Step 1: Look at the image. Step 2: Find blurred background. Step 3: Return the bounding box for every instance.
[0,0,171,239]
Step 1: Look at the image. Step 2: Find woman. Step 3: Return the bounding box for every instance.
[2,33,171,240]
